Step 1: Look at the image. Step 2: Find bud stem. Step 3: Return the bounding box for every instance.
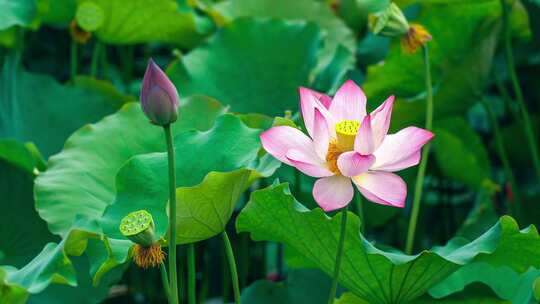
[405,45,433,255]
[164,124,179,304]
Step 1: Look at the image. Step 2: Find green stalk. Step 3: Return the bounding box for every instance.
[405,45,433,255]
[70,39,77,82]
[90,41,102,78]
[494,75,521,123]
[327,207,348,304]
[160,261,171,303]
[222,232,241,304]
[164,125,179,304]
[100,44,108,78]
[187,244,197,304]
[500,0,540,185]
[356,194,364,234]
[481,99,521,215]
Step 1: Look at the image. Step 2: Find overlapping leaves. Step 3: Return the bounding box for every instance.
[237,183,540,303]
[101,114,279,244]
[168,18,323,116]
[215,0,356,81]
[75,0,212,47]
[362,0,512,130]
[34,96,276,286]
[0,54,131,157]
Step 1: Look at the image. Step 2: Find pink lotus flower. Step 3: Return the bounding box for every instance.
[260,80,434,211]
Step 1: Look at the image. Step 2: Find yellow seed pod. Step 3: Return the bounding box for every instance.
[335,120,360,152]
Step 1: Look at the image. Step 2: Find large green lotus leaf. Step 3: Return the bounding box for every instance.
[433,117,492,190]
[362,0,502,130]
[336,285,510,303]
[214,0,355,83]
[0,160,56,268]
[35,96,225,236]
[429,263,540,303]
[0,0,40,30]
[237,183,540,304]
[76,0,212,47]
[27,254,124,304]
[34,96,226,282]
[241,269,332,304]
[102,114,278,244]
[0,55,131,157]
[41,0,76,25]
[168,18,323,116]
[0,219,127,301]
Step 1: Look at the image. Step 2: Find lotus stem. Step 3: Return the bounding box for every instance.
[70,39,77,82]
[405,45,433,255]
[222,231,241,304]
[481,99,521,215]
[187,244,197,304]
[90,41,102,78]
[327,206,348,304]
[356,194,364,234]
[160,261,172,303]
[164,125,179,304]
[500,0,540,186]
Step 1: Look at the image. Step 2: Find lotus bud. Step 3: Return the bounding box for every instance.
[120,210,165,269]
[368,3,410,38]
[140,58,179,126]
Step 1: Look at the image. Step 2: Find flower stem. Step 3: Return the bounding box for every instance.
[160,261,172,303]
[327,207,348,304]
[356,194,364,234]
[164,125,179,304]
[187,244,197,304]
[222,231,241,304]
[405,45,433,255]
[481,99,520,215]
[500,0,540,185]
[90,41,102,78]
[70,39,77,82]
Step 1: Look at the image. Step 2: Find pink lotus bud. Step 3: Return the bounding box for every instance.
[140,58,179,126]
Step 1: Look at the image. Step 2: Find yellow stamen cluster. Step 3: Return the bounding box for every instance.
[335,120,360,152]
[132,243,165,269]
[401,23,432,54]
[326,140,342,174]
[326,120,361,174]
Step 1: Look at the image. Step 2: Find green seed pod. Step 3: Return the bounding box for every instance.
[368,2,410,38]
[119,210,157,247]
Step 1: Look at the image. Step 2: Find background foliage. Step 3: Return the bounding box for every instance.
[1,0,540,303]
